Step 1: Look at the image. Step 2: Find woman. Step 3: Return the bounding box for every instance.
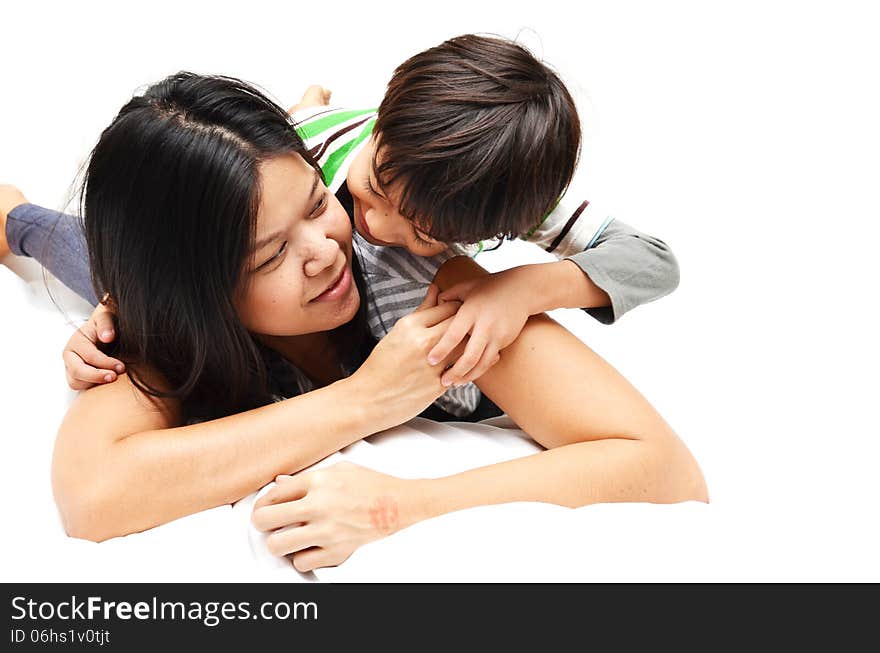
[0,73,706,572]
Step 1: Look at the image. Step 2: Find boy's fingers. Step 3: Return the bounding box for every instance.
[76,319,99,344]
[461,347,502,384]
[76,334,124,373]
[424,314,458,348]
[438,280,474,303]
[71,328,124,374]
[63,350,117,386]
[427,315,470,365]
[81,350,125,375]
[93,310,117,343]
[65,369,95,392]
[437,288,460,303]
[442,334,488,386]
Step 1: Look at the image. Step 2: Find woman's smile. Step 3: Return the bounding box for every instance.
[310,262,353,303]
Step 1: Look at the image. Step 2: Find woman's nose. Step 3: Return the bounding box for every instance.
[303,236,340,277]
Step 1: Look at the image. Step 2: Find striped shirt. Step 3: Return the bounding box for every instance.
[290,106,678,416]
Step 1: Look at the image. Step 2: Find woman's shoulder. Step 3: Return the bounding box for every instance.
[60,366,182,444]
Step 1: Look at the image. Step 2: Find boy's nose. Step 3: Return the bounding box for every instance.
[365,207,394,240]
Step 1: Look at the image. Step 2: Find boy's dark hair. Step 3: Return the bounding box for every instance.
[374,34,581,244]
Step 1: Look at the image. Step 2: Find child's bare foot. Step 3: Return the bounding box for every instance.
[286,85,332,116]
[1,184,29,259]
[1,185,29,259]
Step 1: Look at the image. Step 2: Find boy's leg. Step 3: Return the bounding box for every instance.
[3,198,98,305]
[0,184,29,259]
[286,85,332,115]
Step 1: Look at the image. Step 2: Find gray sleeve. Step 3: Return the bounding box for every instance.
[565,219,680,324]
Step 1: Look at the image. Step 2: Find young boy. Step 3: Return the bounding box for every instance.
[1,35,678,420]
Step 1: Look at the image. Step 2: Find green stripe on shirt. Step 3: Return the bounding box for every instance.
[521,197,562,240]
[295,108,377,140]
[321,118,376,187]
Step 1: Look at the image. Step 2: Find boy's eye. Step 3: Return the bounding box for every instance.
[364,176,384,200]
[413,229,438,247]
[413,232,433,247]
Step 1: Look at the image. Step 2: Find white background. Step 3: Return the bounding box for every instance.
[1,0,878,580]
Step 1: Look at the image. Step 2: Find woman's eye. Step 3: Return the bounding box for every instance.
[312,193,328,216]
[259,241,288,269]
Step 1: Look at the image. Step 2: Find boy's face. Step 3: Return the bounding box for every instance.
[346,136,448,257]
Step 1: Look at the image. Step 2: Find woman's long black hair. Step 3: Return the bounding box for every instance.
[82,72,374,421]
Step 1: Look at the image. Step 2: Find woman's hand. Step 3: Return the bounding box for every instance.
[349,283,462,431]
[62,302,125,390]
[252,461,422,572]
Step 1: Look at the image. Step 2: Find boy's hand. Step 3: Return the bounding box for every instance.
[427,268,536,387]
[62,303,125,391]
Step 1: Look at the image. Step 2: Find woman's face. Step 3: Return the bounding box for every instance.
[346,136,449,257]
[234,154,360,336]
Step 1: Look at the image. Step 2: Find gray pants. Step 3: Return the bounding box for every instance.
[5,203,98,305]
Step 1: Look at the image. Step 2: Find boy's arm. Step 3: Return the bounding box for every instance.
[430,214,680,387]
[521,196,680,323]
[523,218,680,324]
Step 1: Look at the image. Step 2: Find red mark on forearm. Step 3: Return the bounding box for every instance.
[369,495,400,535]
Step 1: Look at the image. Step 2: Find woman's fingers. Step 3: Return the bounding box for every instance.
[63,349,115,388]
[265,525,322,558]
[290,546,347,573]
[254,474,310,509]
[414,283,440,311]
[251,498,313,532]
[409,298,461,329]
[411,284,463,327]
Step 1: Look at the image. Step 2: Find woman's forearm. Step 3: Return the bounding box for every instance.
[409,435,707,525]
[53,374,379,542]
